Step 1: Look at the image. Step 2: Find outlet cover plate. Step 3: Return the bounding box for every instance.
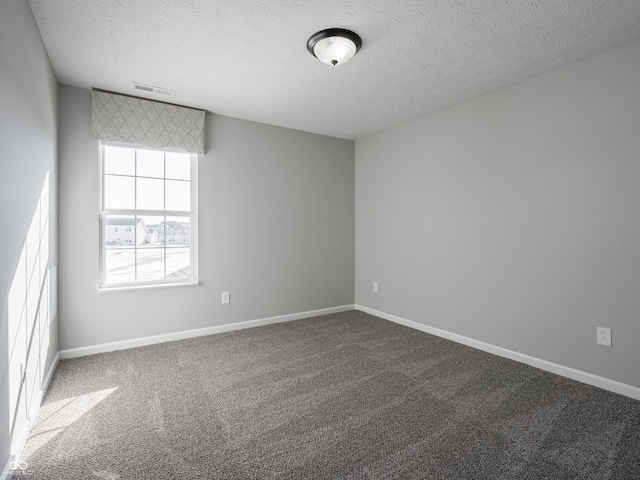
[597,327,611,346]
[222,292,230,304]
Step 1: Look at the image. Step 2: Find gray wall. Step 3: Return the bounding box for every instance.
[0,0,58,469]
[58,85,354,350]
[356,39,640,388]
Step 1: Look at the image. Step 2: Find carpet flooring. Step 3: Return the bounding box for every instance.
[10,310,640,479]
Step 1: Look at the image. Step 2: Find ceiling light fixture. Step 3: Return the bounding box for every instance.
[307,28,362,66]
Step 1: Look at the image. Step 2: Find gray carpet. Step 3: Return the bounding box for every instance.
[11,311,640,479]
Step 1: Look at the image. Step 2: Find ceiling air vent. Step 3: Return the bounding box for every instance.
[132,83,175,97]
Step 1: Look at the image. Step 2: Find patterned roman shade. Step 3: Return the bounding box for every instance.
[91,90,205,154]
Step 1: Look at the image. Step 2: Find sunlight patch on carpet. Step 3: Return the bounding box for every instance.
[21,387,118,459]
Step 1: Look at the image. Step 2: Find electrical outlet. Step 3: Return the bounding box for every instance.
[596,327,611,346]
[221,292,230,304]
[373,282,378,293]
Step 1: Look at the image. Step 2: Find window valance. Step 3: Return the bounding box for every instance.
[91,90,205,154]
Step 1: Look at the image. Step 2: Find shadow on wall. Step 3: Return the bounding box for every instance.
[4,172,55,459]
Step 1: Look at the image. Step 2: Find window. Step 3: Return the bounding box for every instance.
[100,144,197,289]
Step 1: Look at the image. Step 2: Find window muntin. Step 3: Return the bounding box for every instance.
[100,144,197,289]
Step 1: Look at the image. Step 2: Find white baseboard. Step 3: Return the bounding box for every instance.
[59,304,356,360]
[355,305,640,401]
[42,352,60,396]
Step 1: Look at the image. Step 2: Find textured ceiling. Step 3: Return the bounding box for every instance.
[28,0,640,140]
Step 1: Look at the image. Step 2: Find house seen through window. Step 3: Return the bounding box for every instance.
[100,144,197,288]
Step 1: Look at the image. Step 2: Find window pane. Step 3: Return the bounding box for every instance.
[166,217,191,238]
[105,248,136,284]
[105,215,136,247]
[140,215,165,246]
[165,247,191,279]
[166,180,190,211]
[136,248,165,281]
[165,216,190,244]
[137,149,164,178]
[166,152,191,180]
[104,146,135,175]
[137,178,164,210]
[104,175,135,209]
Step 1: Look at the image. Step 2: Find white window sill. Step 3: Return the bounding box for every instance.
[98,281,200,294]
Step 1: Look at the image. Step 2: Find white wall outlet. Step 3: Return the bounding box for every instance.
[221,292,230,304]
[596,327,611,346]
[373,282,378,293]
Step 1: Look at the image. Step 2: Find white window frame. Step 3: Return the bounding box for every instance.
[99,142,198,290]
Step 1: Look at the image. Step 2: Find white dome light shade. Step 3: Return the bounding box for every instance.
[313,36,357,66]
[307,29,362,66]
